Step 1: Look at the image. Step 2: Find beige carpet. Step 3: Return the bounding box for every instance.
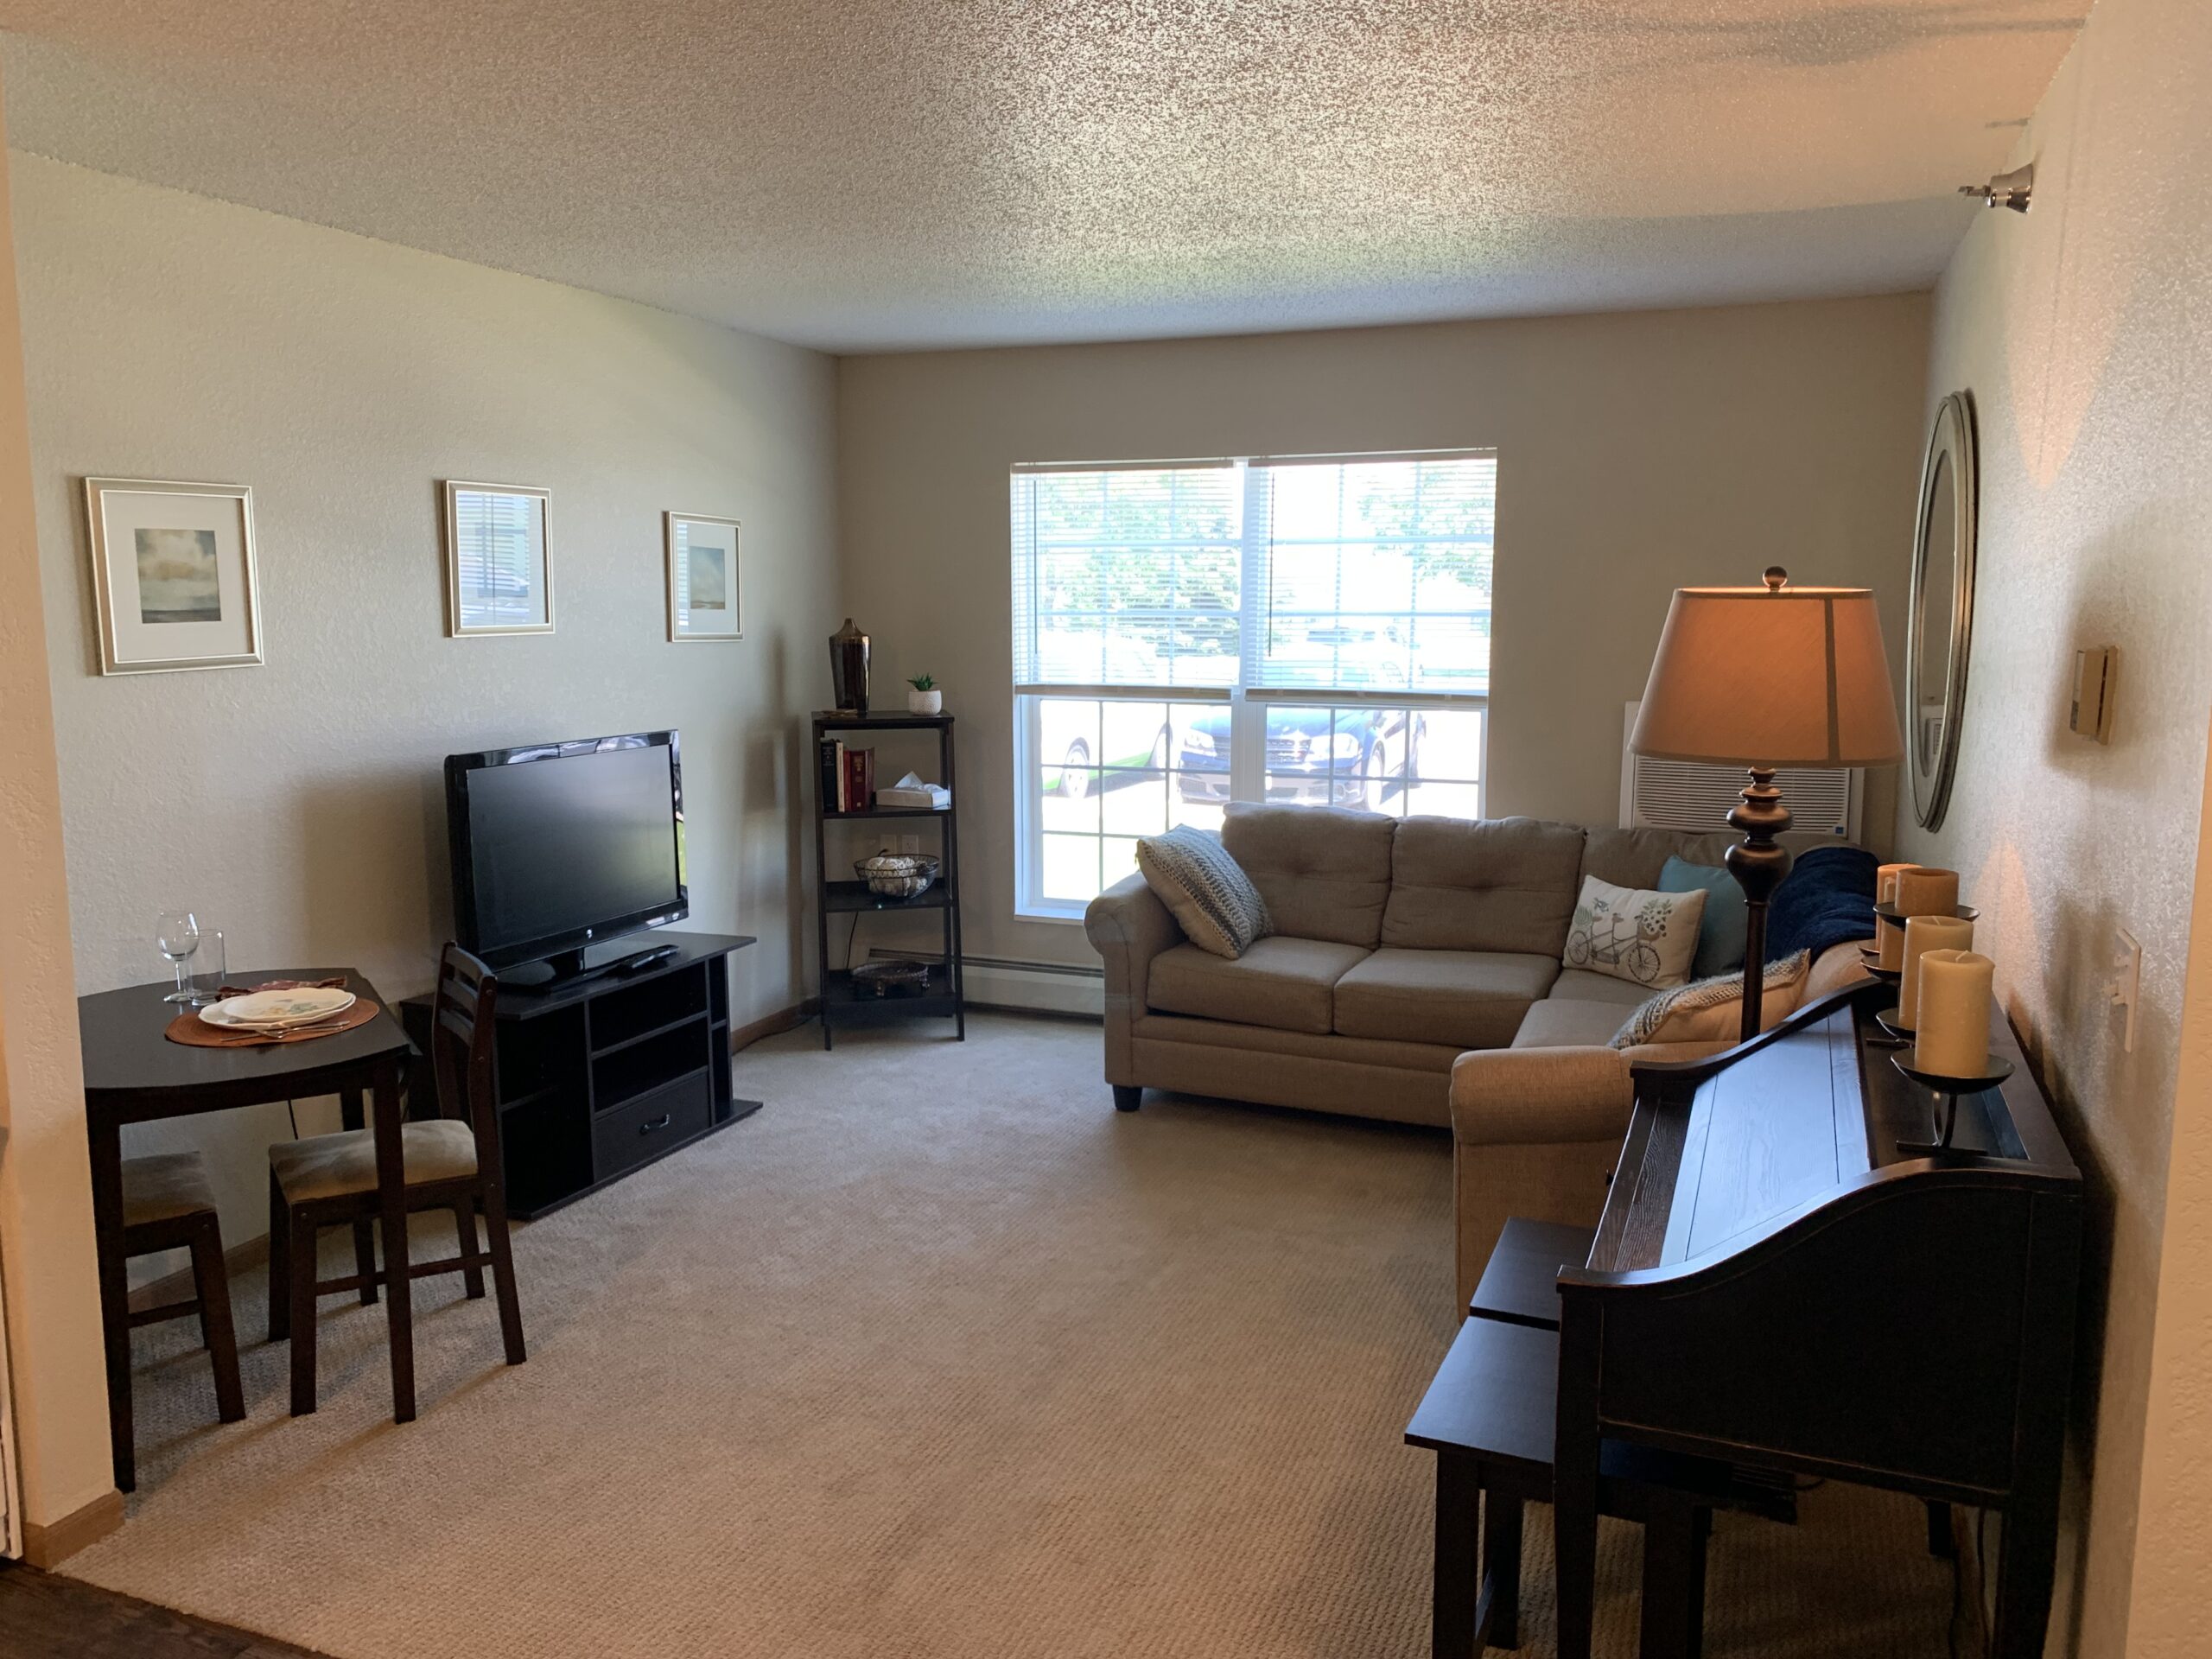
[70,1014,1953,1658]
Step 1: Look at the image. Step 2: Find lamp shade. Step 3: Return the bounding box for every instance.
[1630,573,1904,768]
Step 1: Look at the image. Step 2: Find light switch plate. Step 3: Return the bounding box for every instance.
[2109,926,2140,1052]
[2070,646,2117,743]
[899,834,921,855]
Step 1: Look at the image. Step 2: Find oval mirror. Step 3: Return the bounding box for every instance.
[1905,391,1979,830]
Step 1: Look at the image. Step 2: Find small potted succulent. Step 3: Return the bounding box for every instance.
[906,673,943,715]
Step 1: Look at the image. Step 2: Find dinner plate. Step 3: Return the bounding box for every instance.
[200,988,357,1030]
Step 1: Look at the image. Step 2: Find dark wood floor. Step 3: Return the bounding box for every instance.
[0,1564,325,1657]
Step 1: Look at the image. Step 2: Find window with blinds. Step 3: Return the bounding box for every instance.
[1011,462,1241,690]
[1010,450,1496,917]
[1252,454,1494,696]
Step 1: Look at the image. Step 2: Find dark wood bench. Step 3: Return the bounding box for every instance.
[1408,1314,1740,1657]
[1469,1217,1596,1329]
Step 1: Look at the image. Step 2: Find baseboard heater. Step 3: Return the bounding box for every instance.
[862,948,1103,1018]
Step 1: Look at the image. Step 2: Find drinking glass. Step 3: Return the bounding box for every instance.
[156,911,200,1003]
[189,930,227,1005]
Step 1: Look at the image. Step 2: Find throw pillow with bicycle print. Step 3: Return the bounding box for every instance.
[1562,875,1707,989]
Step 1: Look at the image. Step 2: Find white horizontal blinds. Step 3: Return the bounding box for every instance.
[454,490,541,626]
[1011,462,1242,690]
[1251,452,1496,696]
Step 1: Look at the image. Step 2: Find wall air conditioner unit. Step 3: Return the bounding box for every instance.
[1618,702,1861,841]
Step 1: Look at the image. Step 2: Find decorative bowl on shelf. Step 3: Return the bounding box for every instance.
[852,959,931,996]
[855,851,940,899]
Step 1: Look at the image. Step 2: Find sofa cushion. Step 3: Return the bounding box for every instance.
[1547,969,1656,1008]
[1147,936,1371,1035]
[1136,825,1272,958]
[1221,803,1396,947]
[1610,950,1812,1047]
[1381,815,1587,956]
[1561,875,1706,989]
[1661,855,1749,979]
[1808,938,1874,1000]
[1333,947,1559,1050]
[1511,998,1636,1049]
[1580,825,1744,892]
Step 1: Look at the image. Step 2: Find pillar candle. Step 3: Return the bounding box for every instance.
[1887,865,1961,972]
[1875,862,1919,969]
[1915,950,1995,1077]
[1892,865,1961,918]
[1895,914,1974,1030]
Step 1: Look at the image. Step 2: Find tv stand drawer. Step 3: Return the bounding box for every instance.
[593,1071,712,1179]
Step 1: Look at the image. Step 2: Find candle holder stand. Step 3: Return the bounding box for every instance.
[1891,1052,2016,1158]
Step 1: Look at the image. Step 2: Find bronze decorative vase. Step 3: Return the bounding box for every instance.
[829,618,871,715]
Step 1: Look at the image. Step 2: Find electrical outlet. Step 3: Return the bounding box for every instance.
[899,834,921,855]
[2107,926,2140,1052]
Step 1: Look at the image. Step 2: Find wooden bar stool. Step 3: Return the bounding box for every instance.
[267,944,524,1416]
[120,1152,245,1425]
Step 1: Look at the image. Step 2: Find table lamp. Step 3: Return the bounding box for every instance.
[1630,568,1904,1041]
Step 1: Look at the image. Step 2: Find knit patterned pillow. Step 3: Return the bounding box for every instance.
[1609,950,1812,1048]
[1136,826,1273,959]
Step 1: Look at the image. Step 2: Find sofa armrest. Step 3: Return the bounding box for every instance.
[1446,1038,1732,1311]
[1449,1046,1634,1147]
[1084,872,1184,1084]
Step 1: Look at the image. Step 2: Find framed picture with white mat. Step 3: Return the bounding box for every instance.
[665,511,741,642]
[84,476,262,674]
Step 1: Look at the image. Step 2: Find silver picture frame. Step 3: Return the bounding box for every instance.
[83,476,263,675]
[443,480,553,637]
[664,511,742,643]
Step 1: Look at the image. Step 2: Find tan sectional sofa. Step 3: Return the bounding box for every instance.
[1084,802,1872,1298]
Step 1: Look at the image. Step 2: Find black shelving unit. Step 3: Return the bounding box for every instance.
[811,711,964,1048]
[401,931,758,1217]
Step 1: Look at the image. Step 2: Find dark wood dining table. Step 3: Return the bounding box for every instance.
[78,968,417,1491]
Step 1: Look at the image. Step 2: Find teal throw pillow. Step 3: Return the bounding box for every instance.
[1661,855,1748,981]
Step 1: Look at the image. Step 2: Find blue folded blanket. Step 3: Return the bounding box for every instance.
[1765,844,1879,962]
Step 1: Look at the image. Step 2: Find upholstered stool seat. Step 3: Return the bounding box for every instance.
[122,1149,221,1227]
[119,1150,244,1426]
[269,1119,478,1204]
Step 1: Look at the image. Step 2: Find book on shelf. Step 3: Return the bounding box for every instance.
[817,738,842,811]
[842,746,875,811]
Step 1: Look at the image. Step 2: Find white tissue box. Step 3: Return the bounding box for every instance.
[877,772,950,810]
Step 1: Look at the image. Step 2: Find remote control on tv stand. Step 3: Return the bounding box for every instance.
[609,945,678,976]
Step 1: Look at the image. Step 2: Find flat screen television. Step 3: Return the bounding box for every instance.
[445,731,687,980]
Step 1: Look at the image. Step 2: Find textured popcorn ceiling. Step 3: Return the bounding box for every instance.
[0,2,2079,351]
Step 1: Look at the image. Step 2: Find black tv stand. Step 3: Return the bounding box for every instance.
[502,935,683,990]
[402,930,758,1217]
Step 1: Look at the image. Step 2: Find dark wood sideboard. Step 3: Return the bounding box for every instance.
[1549,977,2082,1659]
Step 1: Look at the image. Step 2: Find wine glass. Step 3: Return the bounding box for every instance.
[156,911,200,1004]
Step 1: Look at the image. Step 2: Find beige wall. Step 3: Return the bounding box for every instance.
[1893,1,2212,1652]
[14,156,840,1262]
[838,296,1929,968]
[2129,723,2212,1658]
[0,117,115,1540]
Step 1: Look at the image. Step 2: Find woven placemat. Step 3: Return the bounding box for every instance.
[166,998,382,1049]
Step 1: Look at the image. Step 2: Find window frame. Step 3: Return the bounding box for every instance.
[1013,451,1493,923]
